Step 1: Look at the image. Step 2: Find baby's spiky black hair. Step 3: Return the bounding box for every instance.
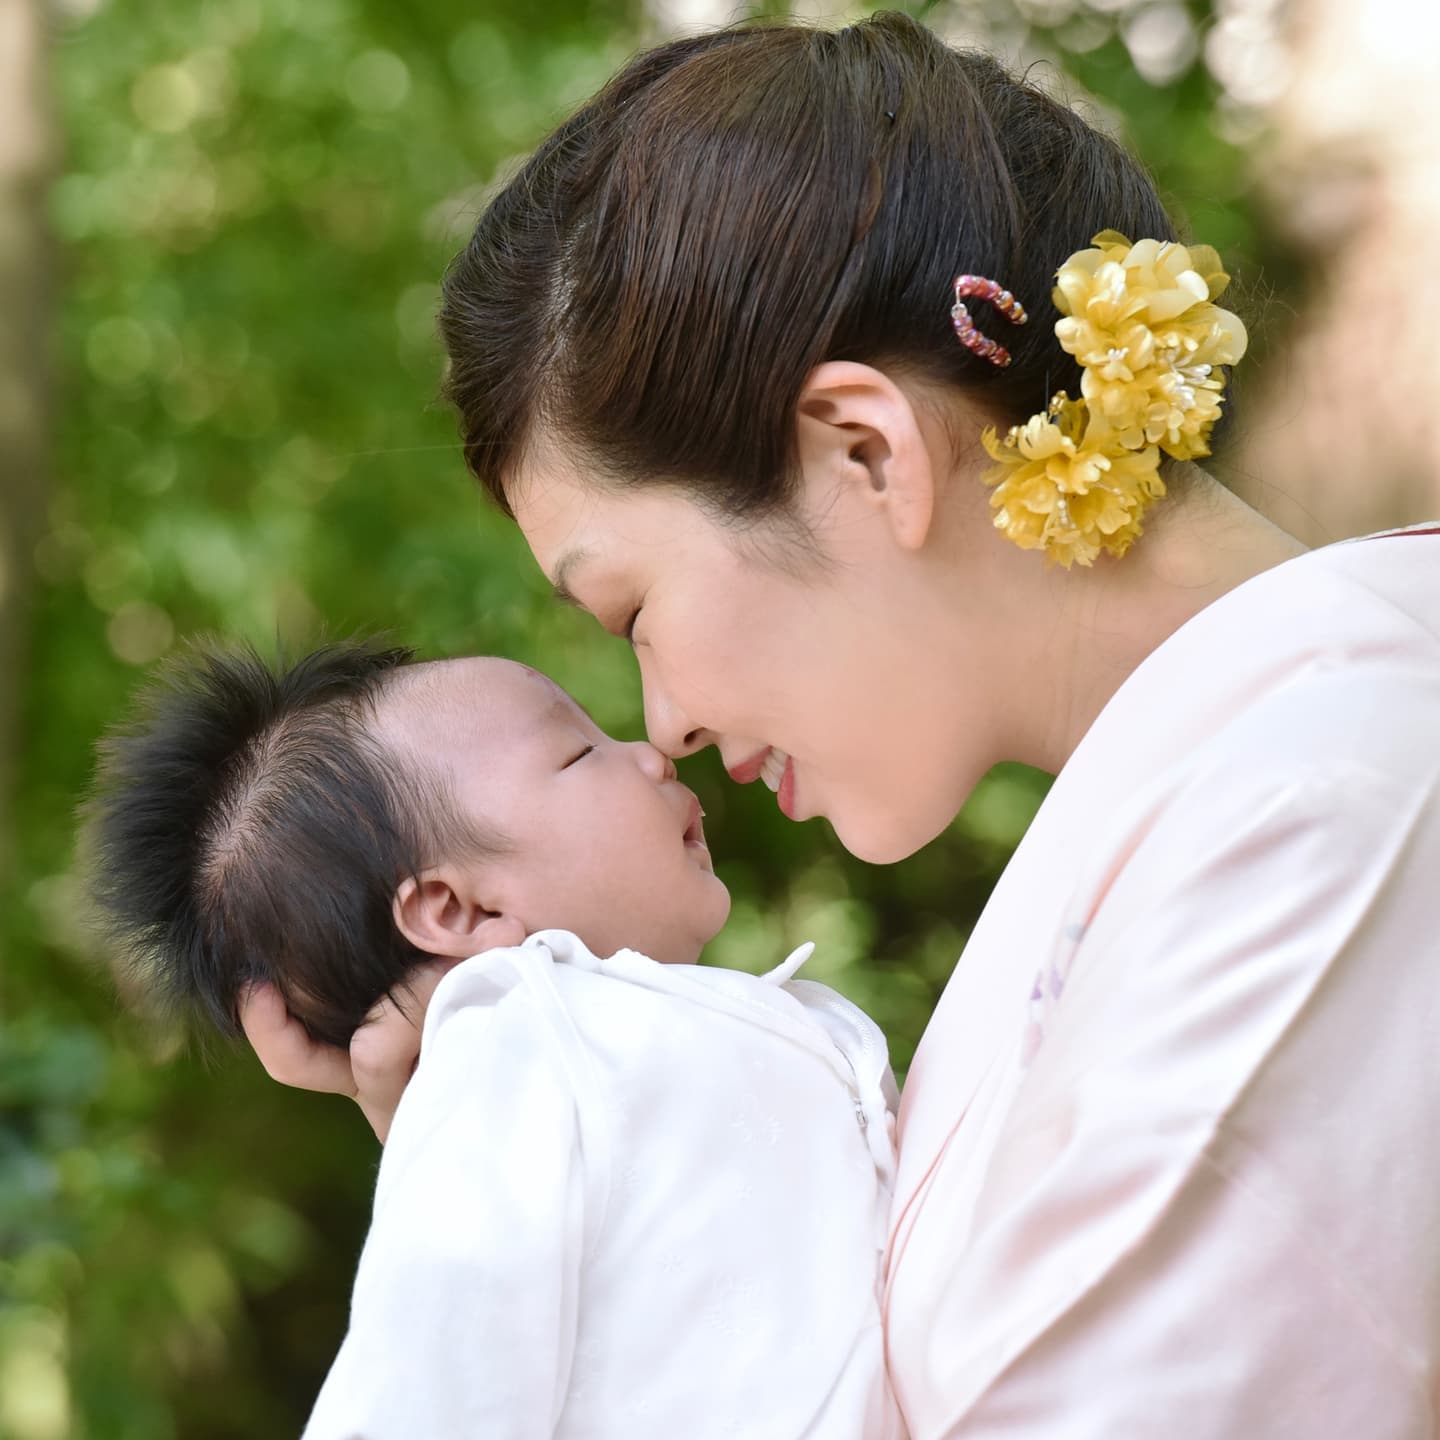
[85,639,470,1048]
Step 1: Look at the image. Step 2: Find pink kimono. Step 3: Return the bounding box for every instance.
[886,527,1440,1438]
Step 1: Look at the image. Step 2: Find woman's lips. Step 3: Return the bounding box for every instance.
[777,754,797,820]
[726,747,772,785]
[726,746,798,820]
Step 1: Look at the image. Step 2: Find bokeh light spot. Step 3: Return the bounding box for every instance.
[131,64,202,133]
[0,1311,71,1440]
[344,50,411,113]
[85,317,153,386]
[106,601,175,666]
[1123,3,1198,86]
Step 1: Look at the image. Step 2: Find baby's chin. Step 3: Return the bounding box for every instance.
[647,879,732,966]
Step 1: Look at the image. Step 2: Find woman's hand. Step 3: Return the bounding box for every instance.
[238,960,457,1143]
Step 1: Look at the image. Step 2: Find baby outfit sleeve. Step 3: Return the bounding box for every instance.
[302,975,592,1440]
[917,760,1440,1439]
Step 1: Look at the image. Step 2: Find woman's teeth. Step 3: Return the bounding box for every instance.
[760,748,789,793]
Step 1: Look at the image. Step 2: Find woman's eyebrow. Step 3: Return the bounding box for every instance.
[550,548,591,607]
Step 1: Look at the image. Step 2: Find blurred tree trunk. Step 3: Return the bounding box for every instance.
[0,0,52,900]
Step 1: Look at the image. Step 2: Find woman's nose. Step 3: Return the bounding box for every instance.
[639,658,714,760]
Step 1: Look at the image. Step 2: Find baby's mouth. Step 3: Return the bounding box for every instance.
[683,796,707,847]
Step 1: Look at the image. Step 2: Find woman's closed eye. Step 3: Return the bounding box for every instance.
[596,600,640,643]
[617,607,640,643]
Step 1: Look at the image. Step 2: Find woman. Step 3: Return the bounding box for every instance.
[243,14,1440,1435]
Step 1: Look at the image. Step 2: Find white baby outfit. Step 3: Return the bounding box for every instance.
[303,929,904,1440]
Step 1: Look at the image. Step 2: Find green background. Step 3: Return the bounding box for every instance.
[2,1,1290,1434]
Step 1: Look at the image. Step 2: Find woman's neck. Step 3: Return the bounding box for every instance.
[1019,474,1309,774]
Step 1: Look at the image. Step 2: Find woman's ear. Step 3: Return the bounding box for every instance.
[392,870,527,959]
[794,361,936,551]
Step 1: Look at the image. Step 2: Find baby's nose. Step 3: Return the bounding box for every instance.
[629,741,676,783]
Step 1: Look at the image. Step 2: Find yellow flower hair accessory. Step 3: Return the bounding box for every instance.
[979,231,1248,567]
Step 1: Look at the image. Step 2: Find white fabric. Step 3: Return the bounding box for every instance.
[303,929,904,1440]
[886,528,1440,1438]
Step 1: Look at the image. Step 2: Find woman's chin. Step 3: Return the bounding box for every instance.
[835,817,921,858]
[830,811,941,866]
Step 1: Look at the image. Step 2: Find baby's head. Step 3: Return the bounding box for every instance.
[87,640,730,1047]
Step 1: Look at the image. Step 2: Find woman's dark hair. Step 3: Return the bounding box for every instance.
[85,641,485,1049]
[439,10,1180,519]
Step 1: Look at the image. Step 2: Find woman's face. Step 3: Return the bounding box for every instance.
[511,416,1016,864]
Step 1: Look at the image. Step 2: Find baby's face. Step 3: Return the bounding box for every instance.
[377,658,731,965]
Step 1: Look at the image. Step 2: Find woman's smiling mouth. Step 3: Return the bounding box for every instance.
[758,748,789,794]
[726,747,773,785]
[727,747,798,819]
[774,753,797,820]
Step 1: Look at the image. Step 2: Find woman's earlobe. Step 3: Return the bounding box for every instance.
[879,444,936,552]
[392,872,527,959]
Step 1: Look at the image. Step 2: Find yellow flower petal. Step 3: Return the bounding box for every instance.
[992,234,1241,566]
[1186,244,1229,299]
[1197,305,1248,366]
[1125,237,1166,271]
[981,424,1009,462]
[1090,229,1133,252]
[1143,274,1209,322]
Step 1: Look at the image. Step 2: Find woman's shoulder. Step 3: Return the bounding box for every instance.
[1203,524,1440,657]
[1089,534,1440,920]
[1025,527,1440,1032]
[1197,529,1440,778]
[1073,525,1440,814]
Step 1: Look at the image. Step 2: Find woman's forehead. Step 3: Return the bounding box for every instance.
[514,470,697,582]
[509,461,599,566]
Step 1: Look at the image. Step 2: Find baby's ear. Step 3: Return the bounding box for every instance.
[392,870,526,960]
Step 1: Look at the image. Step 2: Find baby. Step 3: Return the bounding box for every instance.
[89,640,904,1440]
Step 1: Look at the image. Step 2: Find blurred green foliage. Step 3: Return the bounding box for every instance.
[2,0,1280,1433]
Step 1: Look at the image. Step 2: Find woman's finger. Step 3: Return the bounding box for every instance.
[238,980,357,1097]
[349,960,457,1142]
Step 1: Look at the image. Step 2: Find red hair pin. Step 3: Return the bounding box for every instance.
[951,275,1029,368]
